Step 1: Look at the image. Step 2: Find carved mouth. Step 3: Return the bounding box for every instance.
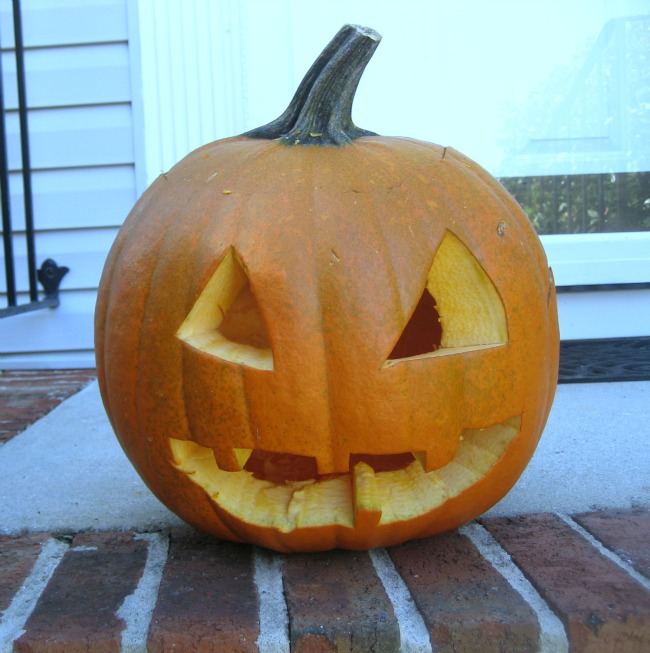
[169,415,521,532]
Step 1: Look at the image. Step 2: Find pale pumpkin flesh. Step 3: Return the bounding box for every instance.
[169,416,520,533]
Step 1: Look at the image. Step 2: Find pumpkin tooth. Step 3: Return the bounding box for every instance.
[286,477,353,531]
[212,447,246,472]
[412,452,427,470]
[352,461,382,528]
[314,450,348,476]
[233,448,253,469]
[286,485,307,527]
[421,441,462,472]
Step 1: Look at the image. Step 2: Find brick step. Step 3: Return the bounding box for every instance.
[1,509,648,653]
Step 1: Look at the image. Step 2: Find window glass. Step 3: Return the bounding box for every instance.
[299,1,650,236]
[499,13,649,234]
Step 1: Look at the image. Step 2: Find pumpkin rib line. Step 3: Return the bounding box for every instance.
[354,142,442,348]
[108,189,182,462]
[353,147,404,358]
[174,157,262,541]
[354,145,422,455]
[364,145,415,328]
[233,145,302,463]
[135,199,198,479]
[96,224,134,426]
[318,146,411,476]
[99,190,168,426]
[180,142,280,465]
[354,145,441,470]
[308,151,340,476]
[364,139,450,450]
[234,144,324,462]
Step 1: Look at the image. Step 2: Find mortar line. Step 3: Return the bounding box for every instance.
[118,532,170,653]
[557,513,650,590]
[253,548,290,653]
[0,537,69,653]
[369,548,433,653]
[461,523,569,653]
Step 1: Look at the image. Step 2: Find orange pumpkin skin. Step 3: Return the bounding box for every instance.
[95,27,559,552]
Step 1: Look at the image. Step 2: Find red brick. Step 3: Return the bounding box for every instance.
[14,532,148,653]
[0,533,51,612]
[282,549,399,652]
[573,508,650,578]
[388,532,540,652]
[482,513,650,653]
[0,369,96,443]
[148,529,259,652]
[293,633,336,652]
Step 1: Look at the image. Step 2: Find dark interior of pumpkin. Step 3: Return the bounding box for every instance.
[243,450,425,484]
[389,289,442,359]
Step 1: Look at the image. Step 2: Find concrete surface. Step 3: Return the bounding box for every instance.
[0,380,648,535]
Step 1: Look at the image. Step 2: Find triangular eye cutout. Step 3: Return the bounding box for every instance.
[385,231,507,365]
[176,249,273,370]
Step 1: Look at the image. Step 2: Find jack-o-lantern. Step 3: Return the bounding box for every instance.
[95,25,559,552]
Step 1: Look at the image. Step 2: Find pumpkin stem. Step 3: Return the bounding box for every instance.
[243,24,381,146]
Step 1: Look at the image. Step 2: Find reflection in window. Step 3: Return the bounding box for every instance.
[499,15,649,234]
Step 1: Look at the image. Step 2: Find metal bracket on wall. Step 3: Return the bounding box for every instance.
[0,259,69,319]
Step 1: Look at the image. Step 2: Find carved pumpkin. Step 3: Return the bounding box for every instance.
[95,25,559,552]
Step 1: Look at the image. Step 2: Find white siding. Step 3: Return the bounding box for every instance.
[134,0,249,184]
[0,0,136,367]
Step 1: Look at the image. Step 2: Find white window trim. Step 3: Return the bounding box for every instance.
[542,232,650,287]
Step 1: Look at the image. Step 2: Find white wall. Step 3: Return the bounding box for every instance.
[1,0,648,369]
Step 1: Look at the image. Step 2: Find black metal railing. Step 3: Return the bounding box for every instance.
[1,0,68,319]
